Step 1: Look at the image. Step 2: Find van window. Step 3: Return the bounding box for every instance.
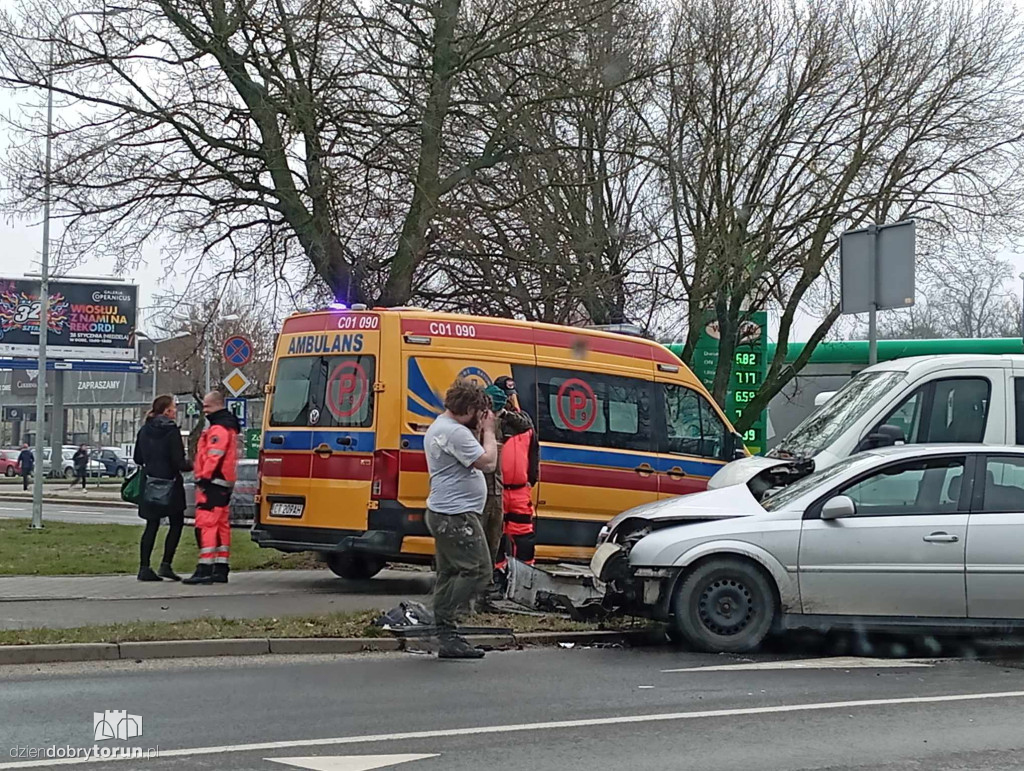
[536,368,653,453]
[660,384,728,460]
[1014,379,1024,444]
[270,355,376,428]
[876,377,990,444]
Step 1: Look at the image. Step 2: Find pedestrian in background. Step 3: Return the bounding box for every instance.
[424,379,496,659]
[70,444,89,492]
[183,391,240,585]
[134,395,191,582]
[17,443,33,492]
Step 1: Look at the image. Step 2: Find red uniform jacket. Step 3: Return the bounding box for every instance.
[194,408,240,510]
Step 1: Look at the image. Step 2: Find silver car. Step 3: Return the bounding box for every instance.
[184,459,259,526]
[593,444,1024,653]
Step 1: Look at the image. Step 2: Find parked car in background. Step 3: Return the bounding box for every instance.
[94,446,134,477]
[0,449,22,477]
[41,447,105,479]
[592,444,1024,653]
[184,459,258,526]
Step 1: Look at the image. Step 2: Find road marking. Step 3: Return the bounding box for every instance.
[2,690,1024,769]
[662,657,938,673]
[268,754,438,771]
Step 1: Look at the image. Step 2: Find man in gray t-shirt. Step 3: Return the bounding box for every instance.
[424,380,497,659]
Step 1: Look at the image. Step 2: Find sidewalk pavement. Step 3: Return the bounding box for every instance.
[0,569,434,631]
[0,489,132,508]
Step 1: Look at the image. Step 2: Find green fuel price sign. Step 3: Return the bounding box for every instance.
[692,312,768,455]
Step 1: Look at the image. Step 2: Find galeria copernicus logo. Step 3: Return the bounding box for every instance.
[93,710,143,742]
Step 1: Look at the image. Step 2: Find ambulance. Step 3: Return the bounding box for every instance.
[251,307,745,578]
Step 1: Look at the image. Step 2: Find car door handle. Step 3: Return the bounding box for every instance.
[314,443,333,457]
[923,532,959,543]
[634,463,654,477]
[667,466,687,480]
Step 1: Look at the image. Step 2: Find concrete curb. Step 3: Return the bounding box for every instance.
[0,493,134,510]
[0,630,652,665]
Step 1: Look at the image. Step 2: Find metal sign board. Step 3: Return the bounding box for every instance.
[243,428,261,459]
[223,335,253,366]
[226,397,247,428]
[0,278,139,361]
[840,220,916,314]
[222,367,251,397]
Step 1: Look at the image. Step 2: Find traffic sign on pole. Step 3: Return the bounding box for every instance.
[223,335,253,367]
[223,367,252,397]
[226,397,248,428]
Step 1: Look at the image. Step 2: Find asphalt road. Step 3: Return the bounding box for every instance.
[0,501,138,526]
[3,646,1024,770]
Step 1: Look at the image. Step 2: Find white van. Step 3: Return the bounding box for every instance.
[710,354,1020,496]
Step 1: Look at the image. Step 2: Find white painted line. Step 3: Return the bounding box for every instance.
[268,754,438,771]
[662,657,938,673]
[1,690,1023,769]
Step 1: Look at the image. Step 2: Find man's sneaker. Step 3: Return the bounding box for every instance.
[438,636,485,660]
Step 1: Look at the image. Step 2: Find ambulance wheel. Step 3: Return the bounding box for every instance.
[325,552,386,580]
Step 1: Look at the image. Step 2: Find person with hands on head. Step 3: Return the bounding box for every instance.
[423,379,497,659]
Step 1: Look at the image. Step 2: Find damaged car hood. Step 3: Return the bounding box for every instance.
[606,485,765,532]
[706,455,796,489]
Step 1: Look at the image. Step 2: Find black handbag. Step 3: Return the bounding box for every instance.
[142,475,175,508]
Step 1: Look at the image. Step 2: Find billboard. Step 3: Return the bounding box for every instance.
[0,278,138,361]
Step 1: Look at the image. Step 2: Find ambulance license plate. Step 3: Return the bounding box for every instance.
[270,502,304,518]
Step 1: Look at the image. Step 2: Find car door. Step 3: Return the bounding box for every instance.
[655,382,730,498]
[966,454,1024,619]
[798,455,969,617]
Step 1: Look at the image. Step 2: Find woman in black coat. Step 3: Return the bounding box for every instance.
[134,395,191,581]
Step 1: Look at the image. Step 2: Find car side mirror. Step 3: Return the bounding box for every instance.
[729,432,747,460]
[855,424,906,453]
[821,495,856,521]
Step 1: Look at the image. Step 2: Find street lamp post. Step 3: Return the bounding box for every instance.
[31,8,128,529]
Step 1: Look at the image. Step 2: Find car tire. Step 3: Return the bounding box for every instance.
[325,552,386,580]
[671,557,777,653]
[115,467,126,478]
[4,467,13,477]
[64,467,75,480]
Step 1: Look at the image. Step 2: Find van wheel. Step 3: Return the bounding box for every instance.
[325,552,386,580]
[64,467,75,480]
[671,557,777,653]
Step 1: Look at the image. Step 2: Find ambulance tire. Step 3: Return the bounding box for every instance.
[325,552,386,580]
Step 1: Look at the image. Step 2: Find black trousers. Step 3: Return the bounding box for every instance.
[140,507,185,568]
[21,473,30,491]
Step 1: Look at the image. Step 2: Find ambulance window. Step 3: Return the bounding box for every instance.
[270,355,376,428]
[270,357,317,426]
[661,384,728,460]
[536,368,653,453]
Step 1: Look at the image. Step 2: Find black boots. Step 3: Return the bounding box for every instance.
[137,566,162,582]
[157,562,182,581]
[212,563,229,584]
[182,564,213,585]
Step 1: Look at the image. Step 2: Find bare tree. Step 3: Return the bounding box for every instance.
[0,0,622,306]
[647,0,1024,427]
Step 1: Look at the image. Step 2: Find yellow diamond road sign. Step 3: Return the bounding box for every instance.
[223,368,251,397]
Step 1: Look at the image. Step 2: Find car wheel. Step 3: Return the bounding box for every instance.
[115,467,126,478]
[325,552,386,580]
[64,467,75,480]
[671,557,777,653]
[4,467,13,477]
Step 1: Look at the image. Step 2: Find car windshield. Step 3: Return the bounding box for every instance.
[761,453,878,511]
[771,371,906,459]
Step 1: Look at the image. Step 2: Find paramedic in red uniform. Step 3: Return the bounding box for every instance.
[494,377,540,572]
[183,391,241,585]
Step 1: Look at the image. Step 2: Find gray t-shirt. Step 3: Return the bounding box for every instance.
[424,414,487,515]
